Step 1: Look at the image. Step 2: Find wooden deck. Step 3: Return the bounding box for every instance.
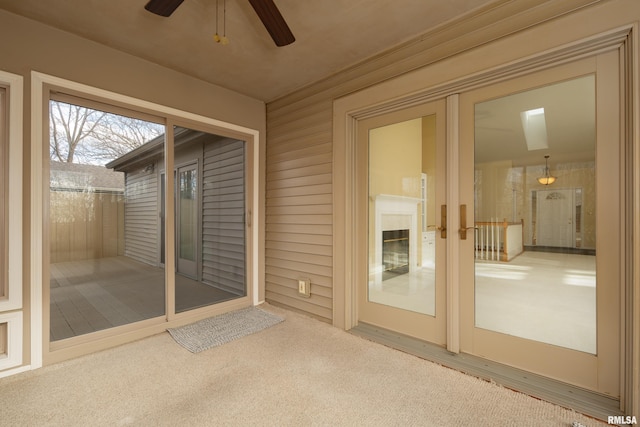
[50,256,240,341]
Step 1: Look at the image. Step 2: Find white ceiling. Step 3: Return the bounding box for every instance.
[475,76,596,165]
[0,0,494,102]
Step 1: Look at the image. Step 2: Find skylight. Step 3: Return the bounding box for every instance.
[520,107,548,151]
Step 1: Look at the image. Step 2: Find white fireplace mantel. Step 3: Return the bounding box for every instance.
[373,194,422,278]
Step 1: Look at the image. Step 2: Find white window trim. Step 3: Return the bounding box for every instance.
[0,311,23,372]
[0,70,23,313]
[30,71,261,369]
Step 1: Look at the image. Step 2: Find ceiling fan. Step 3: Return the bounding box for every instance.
[144,0,296,47]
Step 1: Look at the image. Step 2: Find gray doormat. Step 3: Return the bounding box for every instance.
[168,306,284,353]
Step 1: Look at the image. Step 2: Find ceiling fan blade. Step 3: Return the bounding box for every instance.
[144,0,185,17]
[248,0,295,47]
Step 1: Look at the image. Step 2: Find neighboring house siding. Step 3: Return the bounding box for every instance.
[264,0,601,323]
[124,168,158,266]
[202,138,245,295]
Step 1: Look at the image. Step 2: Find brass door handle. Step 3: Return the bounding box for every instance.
[427,205,447,238]
[459,204,473,240]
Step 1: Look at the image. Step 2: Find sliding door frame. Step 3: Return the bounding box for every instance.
[30,72,262,366]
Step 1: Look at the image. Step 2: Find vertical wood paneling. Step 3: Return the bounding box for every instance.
[202,138,246,295]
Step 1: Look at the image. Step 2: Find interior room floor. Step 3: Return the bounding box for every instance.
[368,250,595,354]
[476,251,595,353]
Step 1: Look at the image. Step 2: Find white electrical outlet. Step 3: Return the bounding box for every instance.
[298,278,311,297]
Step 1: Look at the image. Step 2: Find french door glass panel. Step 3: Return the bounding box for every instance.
[460,54,620,395]
[173,126,247,314]
[473,75,596,354]
[358,101,446,345]
[369,117,436,315]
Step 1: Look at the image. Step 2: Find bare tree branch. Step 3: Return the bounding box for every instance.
[49,100,164,165]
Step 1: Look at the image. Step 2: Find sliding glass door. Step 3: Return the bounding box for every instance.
[173,126,247,314]
[48,98,166,342]
[47,98,249,345]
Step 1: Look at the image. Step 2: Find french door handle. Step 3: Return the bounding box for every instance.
[439,205,447,239]
[459,204,475,240]
[426,206,447,238]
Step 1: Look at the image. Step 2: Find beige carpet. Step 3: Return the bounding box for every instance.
[0,304,606,426]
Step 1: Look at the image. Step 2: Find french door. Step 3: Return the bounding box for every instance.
[357,52,621,396]
[357,100,447,345]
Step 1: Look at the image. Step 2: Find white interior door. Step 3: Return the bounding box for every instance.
[537,189,575,248]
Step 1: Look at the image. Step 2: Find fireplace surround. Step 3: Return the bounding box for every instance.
[372,194,421,283]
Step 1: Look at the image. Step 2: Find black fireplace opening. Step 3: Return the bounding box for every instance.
[382,229,409,281]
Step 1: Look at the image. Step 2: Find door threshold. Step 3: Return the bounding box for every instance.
[350,322,621,421]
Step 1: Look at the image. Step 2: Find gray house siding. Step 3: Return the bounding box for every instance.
[123,167,158,266]
[202,138,246,295]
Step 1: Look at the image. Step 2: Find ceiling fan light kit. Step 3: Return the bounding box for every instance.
[144,0,295,47]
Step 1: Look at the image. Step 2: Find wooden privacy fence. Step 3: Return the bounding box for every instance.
[50,189,125,263]
[474,218,524,262]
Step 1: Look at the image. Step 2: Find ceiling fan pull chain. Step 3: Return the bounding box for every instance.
[221,0,229,45]
[213,0,220,43]
[213,0,229,45]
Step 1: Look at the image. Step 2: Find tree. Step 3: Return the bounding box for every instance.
[49,100,164,165]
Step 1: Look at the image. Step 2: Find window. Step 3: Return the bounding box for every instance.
[0,70,23,373]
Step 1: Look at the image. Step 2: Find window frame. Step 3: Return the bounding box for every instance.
[0,71,23,313]
[0,70,23,375]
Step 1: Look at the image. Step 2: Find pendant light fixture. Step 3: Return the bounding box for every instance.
[537,155,557,185]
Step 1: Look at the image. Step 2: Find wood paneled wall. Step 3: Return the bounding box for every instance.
[264,0,603,323]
